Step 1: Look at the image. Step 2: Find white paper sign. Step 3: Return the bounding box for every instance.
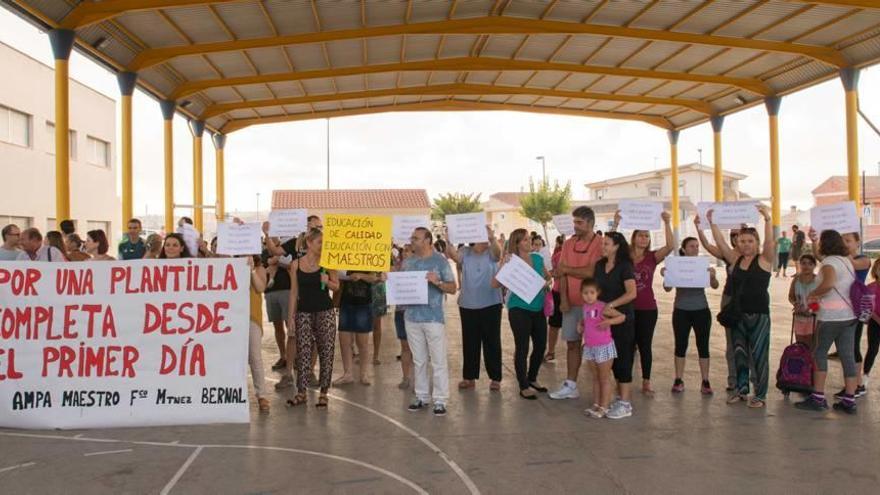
[268,209,308,238]
[393,215,431,245]
[664,256,710,288]
[446,212,489,244]
[697,201,759,229]
[810,201,860,234]
[177,223,200,256]
[0,259,250,429]
[217,222,263,256]
[552,214,575,236]
[619,200,662,231]
[386,271,429,305]
[495,254,546,303]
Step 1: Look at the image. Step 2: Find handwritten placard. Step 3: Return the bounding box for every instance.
[552,214,575,236]
[385,271,429,305]
[810,201,859,234]
[177,223,200,256]
[216,222,263,256]
[495,254,546,303]
[320,214,393,272]
[663,256,710,288]
[392,215,431,245]
[267,209,308,238]
[697,201,759,229]
[446,212,489,245]
[619,200,662,231]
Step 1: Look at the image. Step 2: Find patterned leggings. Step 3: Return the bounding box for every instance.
[295,309,337,393]
[732,313,771,400]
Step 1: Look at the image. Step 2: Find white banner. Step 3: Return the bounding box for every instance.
[663,256,710,288]
[0,259,251,429]
[552,214,575,236]
[495,255,546,303]
[446,212,489,245]
[810,201,859,235]
[268,209,308,238]
[697,201,759,229]
[392,215,431,245]
[386,271,428,305]
[619,200,662,231]
[217,222,263,256]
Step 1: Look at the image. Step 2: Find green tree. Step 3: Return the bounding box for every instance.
[519,179,572,240]
[431,192,483,220]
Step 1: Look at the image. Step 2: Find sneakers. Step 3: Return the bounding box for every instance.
[549,380,580,400]
[273,374,294,390]
[833,386,866,399]
[832,400,857,415]
[407,398,427,412]
[671,379,684,394]
[795,394,829,411]
[271,358,287,371]
[433,404,447,416]
[701,380,713,396]
[606,400,633,419]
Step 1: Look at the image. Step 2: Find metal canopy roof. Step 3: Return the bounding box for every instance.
[5,0,880,134]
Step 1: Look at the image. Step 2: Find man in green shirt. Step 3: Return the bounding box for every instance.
[776,231,792,277]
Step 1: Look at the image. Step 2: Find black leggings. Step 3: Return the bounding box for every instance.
[854,322,865,364]
[864,320,880,375]
[632,309,658,380]
[508,308,547,390]
[611,315,636,384]
[672,308,712,359]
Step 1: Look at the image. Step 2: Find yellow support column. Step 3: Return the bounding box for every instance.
[49,30,75,224]
[711,116,724,202]
[189,120,205,232]
[668,129,680,242]
[841,68,861,205]
[766,96,782,238]
[212,133,226,222]
[117,72,137,226]
[160,100,176,234]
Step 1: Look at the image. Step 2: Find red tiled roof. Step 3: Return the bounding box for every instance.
[272,189,431,210]
[489,192,527,207]
[813,176,880,197]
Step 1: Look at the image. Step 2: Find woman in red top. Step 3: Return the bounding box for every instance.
[611,210,674,396]
[545,235,565,362]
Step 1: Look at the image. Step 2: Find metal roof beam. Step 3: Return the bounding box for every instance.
[220,100,672,133]
[129,16,848,70]
[200,82,713,119]
[60,0,243,29]
[171,56,770,99]
[786,1,880,8]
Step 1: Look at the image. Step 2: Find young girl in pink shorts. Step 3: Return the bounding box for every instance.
[579,278,625,418]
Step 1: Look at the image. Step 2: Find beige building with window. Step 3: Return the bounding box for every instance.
[0,41,118,239]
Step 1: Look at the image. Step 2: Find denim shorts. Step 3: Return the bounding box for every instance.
[339,304,373,333]
[394,310,407,340]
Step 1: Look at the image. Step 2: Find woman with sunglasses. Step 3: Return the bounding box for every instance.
[610,210,674,396]
[708,205,775,409]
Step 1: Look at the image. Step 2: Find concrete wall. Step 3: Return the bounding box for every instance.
[0,42,118,239]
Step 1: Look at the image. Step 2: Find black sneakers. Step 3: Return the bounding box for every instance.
[433,404,447,416]
[795,395,829,411]
[833,386,866,399]
[833,400,857,415]
[407,399,426,412]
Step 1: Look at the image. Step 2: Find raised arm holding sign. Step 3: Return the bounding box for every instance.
[267,209,308,238]
[392,215,431,245]
[618,200,663,231]
[446,212,489,245]
[810,201,859,234]
[217,222,263,256]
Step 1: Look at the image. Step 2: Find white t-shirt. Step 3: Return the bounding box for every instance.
[817,255,856,322]
[15,246,65,262]
[0,247,20,261]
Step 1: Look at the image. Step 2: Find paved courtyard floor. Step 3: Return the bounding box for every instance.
[2,271,879,494]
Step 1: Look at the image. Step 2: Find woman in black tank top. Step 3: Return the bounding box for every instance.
[287,229,339,408]
[707,205,775,408]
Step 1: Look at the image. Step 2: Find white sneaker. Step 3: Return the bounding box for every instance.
[549,380,580,400]
[606,400,633,419]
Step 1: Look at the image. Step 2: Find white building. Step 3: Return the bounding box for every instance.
[0,41,118,239]
[582,163,748,240]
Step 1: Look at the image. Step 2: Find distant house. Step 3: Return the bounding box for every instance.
[271,189,432,220]
[812,175,879,240]
[483,192,544,236]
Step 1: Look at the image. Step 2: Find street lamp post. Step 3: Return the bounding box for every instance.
[535,156,546,183]
[698,148,703,202]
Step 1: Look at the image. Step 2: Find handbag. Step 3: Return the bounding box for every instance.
[543,290,555,317]
[717,256,746,328]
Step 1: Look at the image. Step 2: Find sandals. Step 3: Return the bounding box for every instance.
[543,353,555,363]
[489,381,501,391]
[286,393,307,407]
[316,395,329,408]
[529,382,548,393]
[258,398,270,412]
[458,380,476,390]
[359,377,371,386]
[519,389,538,400]
[747,397,766,409]
[726,393,747,404]
[333,375,354,386]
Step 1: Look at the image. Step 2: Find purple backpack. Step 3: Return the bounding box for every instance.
[776,342,814,394]
[850,279,875,323]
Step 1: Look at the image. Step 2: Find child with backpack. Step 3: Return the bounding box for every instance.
[579,278,626,419]
[789,254,818,347]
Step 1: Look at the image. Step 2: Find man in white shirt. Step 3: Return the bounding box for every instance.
[15,228,65,262]
[0,224,22,261]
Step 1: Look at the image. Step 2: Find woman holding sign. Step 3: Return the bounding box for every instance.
[611,210,674,396]
[662,237,719,395]
[287,229,340,408]
[492,229,551,400]
[708,205,775,409]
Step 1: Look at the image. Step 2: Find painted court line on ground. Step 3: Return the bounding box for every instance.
[160,446,203,495]
[84,449,133,457]
[0,462,36,474]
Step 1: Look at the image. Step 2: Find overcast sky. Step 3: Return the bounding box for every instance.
[2,8,879,217]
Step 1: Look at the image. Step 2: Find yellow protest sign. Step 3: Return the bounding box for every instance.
[320,214,393,272]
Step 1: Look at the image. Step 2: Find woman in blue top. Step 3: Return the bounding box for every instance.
[492,228,552,400]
